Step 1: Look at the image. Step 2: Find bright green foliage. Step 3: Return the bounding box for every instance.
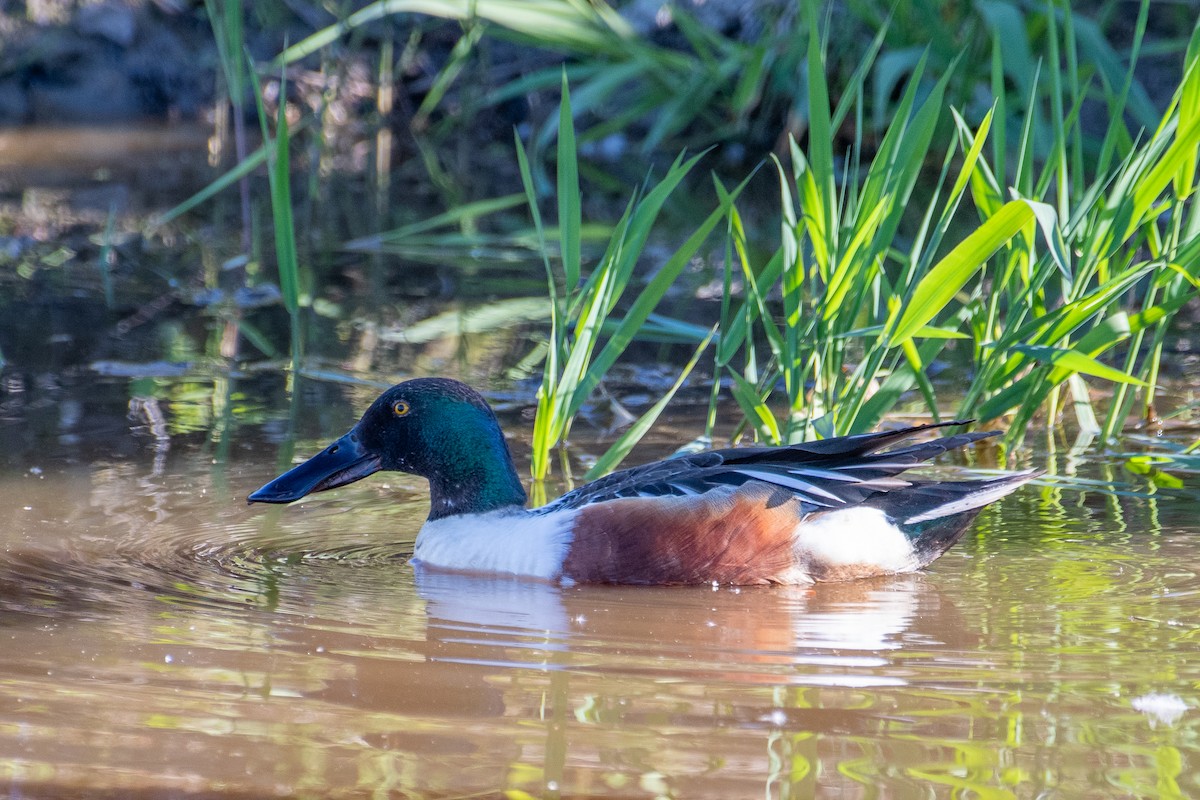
[181,0,1198,468]
[717,0,1042,442]
[521,78,743,487]
[718,0,1199,449]
[953,3,1200,446]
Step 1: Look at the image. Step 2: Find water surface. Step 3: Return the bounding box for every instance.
[1,375,1197,799]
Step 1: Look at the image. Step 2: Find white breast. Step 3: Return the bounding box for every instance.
[412,508,578,581]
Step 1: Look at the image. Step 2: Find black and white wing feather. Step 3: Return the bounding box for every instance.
[545,420,999,513]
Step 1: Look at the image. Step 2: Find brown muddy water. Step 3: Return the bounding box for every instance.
[2,125,1199,799]
[0,372,1197,800]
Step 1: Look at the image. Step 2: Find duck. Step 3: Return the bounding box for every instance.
[248,377,1037,585]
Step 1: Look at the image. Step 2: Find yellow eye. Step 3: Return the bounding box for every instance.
[393,400,411,417]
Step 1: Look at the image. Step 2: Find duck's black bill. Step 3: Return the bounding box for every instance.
[248,431,381,504]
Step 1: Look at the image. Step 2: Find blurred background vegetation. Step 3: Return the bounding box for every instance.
[0,0,1197,483]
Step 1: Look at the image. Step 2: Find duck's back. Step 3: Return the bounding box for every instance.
[562,469,1030,585]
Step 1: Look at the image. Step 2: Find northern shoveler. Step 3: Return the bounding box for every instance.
[248,378,1036,585]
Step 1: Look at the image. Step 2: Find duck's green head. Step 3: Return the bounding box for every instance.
[248,378,527,519]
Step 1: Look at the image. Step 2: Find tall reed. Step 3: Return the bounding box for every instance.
[952,1,1200,447]
[173,0,1197,463]
[718,0,1198,450]
[249,65,304,373]
[521,75,741,490]
[203,0,253,251]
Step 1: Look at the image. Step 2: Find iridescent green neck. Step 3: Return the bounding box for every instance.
[419,401,527,520]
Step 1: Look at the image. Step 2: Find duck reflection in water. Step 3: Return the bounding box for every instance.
[274,566,975,770]
[410,568,976,668]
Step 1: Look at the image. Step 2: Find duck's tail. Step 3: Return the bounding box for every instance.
[874,470,1041,567]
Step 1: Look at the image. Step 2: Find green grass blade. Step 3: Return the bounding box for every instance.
[856,339,948,430]
[841,324,968,340]
[830,21,887,132]
[802,0,835,260]
[248,61,297,308]
[1173,25,1200,199]
[715,242,784,363]
[515,128,557,290]
[893,199,1045,343]
[901,338,941,422]
[948,106,994,211]
[414,23,485,126]
[1012,344,1150,387]
[976,377,1037,422]
[1118,112,1200,246]
[595,151,706,311]
[729,369,781,444]
[345,193,529,248]
[557,71,582,290]
[146,142,269,230]
[567,167,746,419]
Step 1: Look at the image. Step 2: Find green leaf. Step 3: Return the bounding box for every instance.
[568,161,744,420]
[840,324,968,340]
[901,338,940,423]
[1172,26,1200,198]
[346,193,528,247]
[947,105,994,211]
[714,238,784,364]
[249,56,300,333]
[729,370,781,444]
[1118,108,1200,245]
[557,71,582,290]
[893,199,1047,343]
[514,128,556,285]
[1011,344,1150,387]
[146,141,270,230]
[985,264,1156,391]
[802,0,835,260]
[857,339,948,430]
[976,377,1034,422]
